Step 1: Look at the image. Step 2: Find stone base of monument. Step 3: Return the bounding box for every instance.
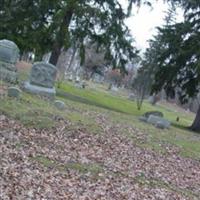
[24,81,56,98]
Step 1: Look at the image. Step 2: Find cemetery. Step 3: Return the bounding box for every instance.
[1,1,200,199]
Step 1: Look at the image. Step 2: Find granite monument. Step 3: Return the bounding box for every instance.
[24,62,57,97]
[0,39,19,83]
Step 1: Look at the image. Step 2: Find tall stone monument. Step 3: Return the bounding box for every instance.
[0,39,20,83]
[24,62,57,97]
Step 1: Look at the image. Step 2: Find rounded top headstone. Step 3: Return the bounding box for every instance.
[0,39,20,64]
[7,86,21,98]
[30,62,57,88]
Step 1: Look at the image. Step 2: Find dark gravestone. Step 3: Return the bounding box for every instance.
[0,39,20,83]
[24,62,57,97]
[143,111,164,118]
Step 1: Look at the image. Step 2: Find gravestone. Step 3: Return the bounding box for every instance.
[0,39,20,83]
[139,116,147,122]
[143,111,163,118]
[156,121,167,129]
[147,115,171,129]
[68,74,73,81]
[24,62,57,97]
[54,100,65,110]
[111,85,118,92]
[7,87,21,98]
[75,76,80,83]
[128,93,136,101]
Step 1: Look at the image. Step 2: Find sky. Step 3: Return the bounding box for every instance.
[121,0,184,52]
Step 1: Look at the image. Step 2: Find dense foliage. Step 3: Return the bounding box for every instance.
[142,0,200,131]
[0,0,151,71]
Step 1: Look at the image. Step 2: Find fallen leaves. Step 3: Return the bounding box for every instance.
[0,114,200,199]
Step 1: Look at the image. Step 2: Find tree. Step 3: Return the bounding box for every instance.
[132,68,152,110]
[83,43,108,79]
[143,0,200,132]
[0,0,56,56]
[1,0,150,71]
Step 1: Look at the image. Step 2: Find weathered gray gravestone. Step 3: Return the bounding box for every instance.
[54,100,65,110]
[0,39,20,83]
[147,115,171,129]
[7,87,21,98]
[24,62,57,97]
[128,93,136,101]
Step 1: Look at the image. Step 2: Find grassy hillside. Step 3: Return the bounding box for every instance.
[1,77,200,198]
[1,82,200,160]
[58,81,194,127]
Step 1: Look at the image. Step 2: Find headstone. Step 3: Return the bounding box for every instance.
[7,87,21,98]
[139,116,147,122]
[128,93,136,101]
[68,74,73,81]
[147,115,171,128]
[75,76,80,83]
[0,39,20,83]
[148,96,155,104]
[24,62,57,98]
[155,121,166,129]
[81,81,86,89]
[54,100,65,110]
[143,111,163,118]
[75,83,83,89]
[111,85,118,92]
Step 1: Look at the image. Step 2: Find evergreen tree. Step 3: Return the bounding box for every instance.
[143,0,200,132]
[0,0,150,71]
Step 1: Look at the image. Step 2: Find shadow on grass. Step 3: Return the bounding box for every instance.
[172,123,189,131]
[172,123,200,135]
[56,89,128,115]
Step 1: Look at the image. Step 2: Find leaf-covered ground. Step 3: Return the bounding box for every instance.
[1,110,200,200]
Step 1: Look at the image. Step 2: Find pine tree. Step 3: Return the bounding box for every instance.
[143,0,200,132]
[1,0,149,71]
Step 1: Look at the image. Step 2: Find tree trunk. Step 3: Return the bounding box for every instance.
[49,10,73,66]
[190,105,200,132]
[49,43,61,66]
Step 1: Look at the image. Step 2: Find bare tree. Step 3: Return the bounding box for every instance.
[132,69,151,110]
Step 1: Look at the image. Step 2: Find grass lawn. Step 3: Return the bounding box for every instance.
[58,81,194,127]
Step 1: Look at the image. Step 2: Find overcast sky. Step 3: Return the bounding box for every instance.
[120,0,183,52]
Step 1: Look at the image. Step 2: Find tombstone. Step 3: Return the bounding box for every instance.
[68,74,73,81]
[24,62,57,97]
[139,116,147,122]
[143,111,163,118]
[147,115,171,129]
[128,93,136,101]
[111,85,118,92]
[81,81,86,89]
[0,39,20,83]
[155,121,166,129]
[75,76,80,83]
[7,86,21,98]
[75,82,83,89]
[54,100,65,110]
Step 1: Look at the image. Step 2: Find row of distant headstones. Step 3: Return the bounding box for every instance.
[0,39,65,110]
